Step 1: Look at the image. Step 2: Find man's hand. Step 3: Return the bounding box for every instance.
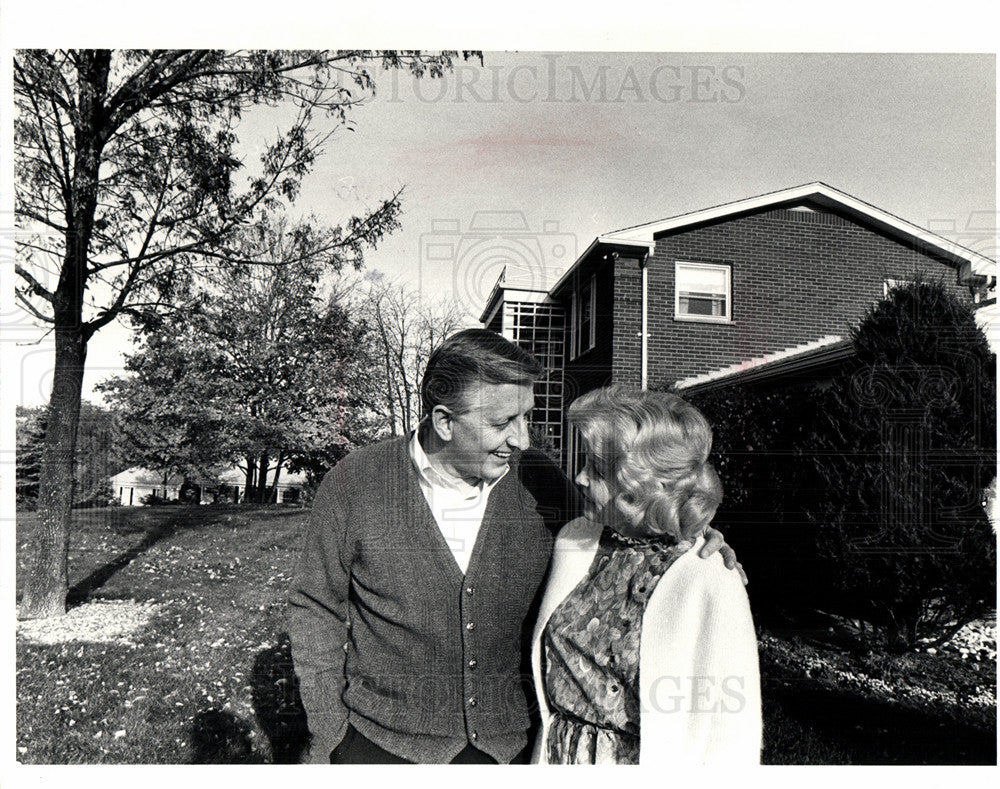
[699,526,747,586]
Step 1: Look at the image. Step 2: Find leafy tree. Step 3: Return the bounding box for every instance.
[15,407,47,510]
[683,383,829,624]
[14,49,472,618]
[804,281,996,651]
[99,312,232,488]
[100,212,381,504]
[16,402,125,511]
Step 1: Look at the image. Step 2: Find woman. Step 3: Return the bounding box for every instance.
[531,386,761,765]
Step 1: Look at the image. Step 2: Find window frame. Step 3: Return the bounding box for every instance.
[883,278,910,298]
[570,274,597,359]
[673,261,732,324]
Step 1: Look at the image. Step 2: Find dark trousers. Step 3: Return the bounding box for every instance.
[331,724,521,764]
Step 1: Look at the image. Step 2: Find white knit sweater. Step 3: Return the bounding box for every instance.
[530,517,762,765]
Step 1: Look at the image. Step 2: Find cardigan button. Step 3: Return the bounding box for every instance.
[465,586,474,596]
[466,622,475,631]
[468,658,478,669]
[471,731,478,741]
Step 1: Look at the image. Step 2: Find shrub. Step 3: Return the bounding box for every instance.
[686,384,833,623]
[139,492,187,506]
[802,281,996,650]
[681,281,996,647]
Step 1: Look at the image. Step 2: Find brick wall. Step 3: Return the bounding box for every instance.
[613,206,972,388]
[612,255,643,387]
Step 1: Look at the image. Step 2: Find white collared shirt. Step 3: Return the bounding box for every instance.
[408,429,508,574]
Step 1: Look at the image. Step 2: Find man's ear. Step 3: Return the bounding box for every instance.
[430,405,454,442]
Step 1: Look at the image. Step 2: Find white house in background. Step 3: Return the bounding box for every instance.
[109,467,186,506]
[215,465,309,504]
[109,463,308,506]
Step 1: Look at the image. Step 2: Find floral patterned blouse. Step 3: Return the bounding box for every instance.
[541,526,690,764]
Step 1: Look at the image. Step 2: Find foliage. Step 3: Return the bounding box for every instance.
[685,384,831,622]
[99,212,382,502]
[17,402,126,511]
[16,407,47,509]
[689,282,996,650]
[13,49,474,617]
[804,281,996,651]
[15,49,466,336]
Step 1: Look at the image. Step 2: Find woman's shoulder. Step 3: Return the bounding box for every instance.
[655,535,749,607]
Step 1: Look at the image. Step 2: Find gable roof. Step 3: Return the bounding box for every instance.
[551,182,996,295]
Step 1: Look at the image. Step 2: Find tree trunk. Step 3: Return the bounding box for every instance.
[243,457,257,503]
[256,452,270,503]
[885,609,919,653]
[271,451,284,503]
[20,327,87,619]
[373,303,399,435]
[19,50,110,620]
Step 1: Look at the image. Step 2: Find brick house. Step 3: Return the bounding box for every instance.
[480,183,996,473]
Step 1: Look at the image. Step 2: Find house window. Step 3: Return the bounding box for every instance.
[675,262,731,322]
[571,275,597,358]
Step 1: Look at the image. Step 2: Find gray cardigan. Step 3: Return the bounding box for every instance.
[287,436,573,763]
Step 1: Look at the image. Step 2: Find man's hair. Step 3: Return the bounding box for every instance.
[568,385,723,543]
[421,329,542,416]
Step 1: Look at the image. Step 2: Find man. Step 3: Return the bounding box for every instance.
[287,329,739,764]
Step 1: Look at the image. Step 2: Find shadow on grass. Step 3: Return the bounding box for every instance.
[189,709,264,764]
[67,525,174,607]
[185,630,310,764]
[64,505,304,607]
[762,677,997,765]
[250,632,311,764]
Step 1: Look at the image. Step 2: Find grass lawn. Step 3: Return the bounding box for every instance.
[15,505,998,764]
[16,505,307,764]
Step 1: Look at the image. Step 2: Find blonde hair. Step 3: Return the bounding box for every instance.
[568,385,723,542]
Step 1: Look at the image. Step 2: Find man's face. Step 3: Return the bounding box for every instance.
[437,381,535,484]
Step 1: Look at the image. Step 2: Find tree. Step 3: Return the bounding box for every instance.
[14,49,473,618]
[98,312,233,490]
[101,212,381,505]
[15,407,47,510]
[804,281,996,651]
[358,274,468,435]
[680,383,828,625]
[16,402,125,511]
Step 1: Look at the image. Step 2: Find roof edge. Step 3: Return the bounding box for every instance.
[675,335,853,394]
[602,183,996,275]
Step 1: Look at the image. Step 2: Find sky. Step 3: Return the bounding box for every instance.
[10,50,995,408]
[1,12,997,415]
